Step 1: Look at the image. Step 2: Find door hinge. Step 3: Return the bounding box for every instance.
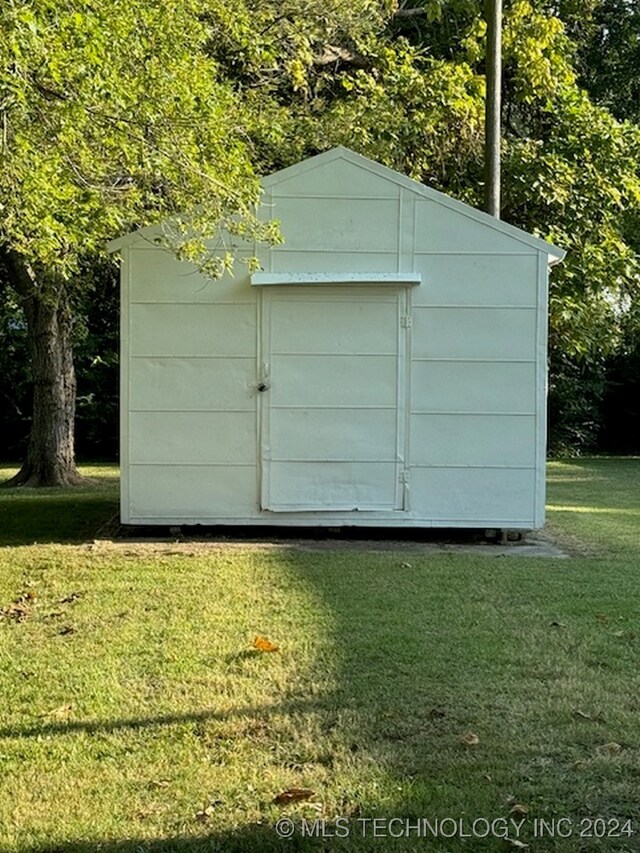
[399,469,410,485]
[401,314,412,328]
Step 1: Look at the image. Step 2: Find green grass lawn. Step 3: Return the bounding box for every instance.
[0,464,119,546]
[0,460,639,852]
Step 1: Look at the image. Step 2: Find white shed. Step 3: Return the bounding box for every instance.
[110,147,564,530]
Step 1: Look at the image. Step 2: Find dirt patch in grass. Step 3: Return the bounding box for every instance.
[542,520,603,558]
[90,525,570,558]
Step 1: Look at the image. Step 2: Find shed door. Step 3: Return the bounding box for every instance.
[260,286,407,512]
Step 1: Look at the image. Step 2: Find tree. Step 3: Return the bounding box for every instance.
[0,0,285,485]
[571,0,640,123]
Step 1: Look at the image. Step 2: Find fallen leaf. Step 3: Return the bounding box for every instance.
[195,805,215,823]
[149,780,171,788]
[253,635,279,652]
[505,840,529,849]
[596,613,609,624]
[599,742,622,754]
[59,592,82,604]
[0,603,30,621]
[613,629,637,640]
[573,709,592,720]
[40,704,72,719]
[461,732,479,746]
[194,800,223,822]
[549,620,566,628]
[483,773,492,782]
[428,708,446,719]
[0,592,36,622]
[400,562,413,568]
[510,804,529,816]
[273,788,315,805]
[58,626,75,636]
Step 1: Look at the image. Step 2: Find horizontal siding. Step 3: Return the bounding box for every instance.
[129,465,257,518]
[270,408,398,462]
[130,357,255,411]
[130,411,256,465]
[273,158,400,197]
[411,362,536,414]
[129,248,255,303]
[409,467,535,523]
[271,355,397,408]
[266,461,398,511]
[412,307,536,360]
[410,414,536,467]
[271,197,400,253]
[412,254,538,307]
[415,200,536,254]
[270,250,400,273]
[130,304,256,357]
[269,295,397,354]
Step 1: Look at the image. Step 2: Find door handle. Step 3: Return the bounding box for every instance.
[257,382,270,393]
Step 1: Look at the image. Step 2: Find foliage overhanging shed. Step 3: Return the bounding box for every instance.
[110,147,564,529]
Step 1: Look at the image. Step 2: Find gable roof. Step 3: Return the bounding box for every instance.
[108,146,565,261]
[263,146,565,261]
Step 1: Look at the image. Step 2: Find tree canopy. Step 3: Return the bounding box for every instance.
[0,0,277,278]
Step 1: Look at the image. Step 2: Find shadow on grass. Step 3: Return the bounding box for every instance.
[0,700,332,741]
[0,467,119,546]
[22,826,335,853]
[8,547,640,852]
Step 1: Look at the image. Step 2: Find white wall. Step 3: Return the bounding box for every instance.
[122,155,548,527]
[122,248,259,523]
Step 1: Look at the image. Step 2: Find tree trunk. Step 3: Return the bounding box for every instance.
[3,256,86,487]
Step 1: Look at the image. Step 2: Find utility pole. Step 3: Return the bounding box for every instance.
[484,0,502,218]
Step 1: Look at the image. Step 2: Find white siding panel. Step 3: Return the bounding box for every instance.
[130,357,255,411]
[273,198,399,252]
[412,308,536,360]
[266,462,397,511]
[412,254,538,307]
[130,412,256,465]
[273,158,400,197]
[415,200,533,254]
[412,362,535,413]
[129,248,254,303]
[270,408,397,461]
[270,251,400,274]
[129,466,257,518]
[411,414,536,467]
[271,355,397,408]
[270,298,397,354]
[410,467,535,523]
[130,304,255,356]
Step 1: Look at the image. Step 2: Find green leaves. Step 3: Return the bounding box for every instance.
[0,0,267,277]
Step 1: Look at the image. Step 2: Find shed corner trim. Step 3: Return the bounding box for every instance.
[250,272,422,287]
